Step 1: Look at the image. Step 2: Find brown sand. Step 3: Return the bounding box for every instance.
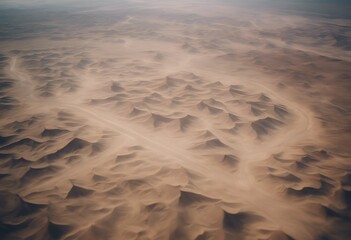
[0,1,350,239]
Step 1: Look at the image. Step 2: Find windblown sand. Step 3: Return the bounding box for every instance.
[0,1,350,239]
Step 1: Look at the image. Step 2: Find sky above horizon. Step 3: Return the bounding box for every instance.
[0,0,350,19]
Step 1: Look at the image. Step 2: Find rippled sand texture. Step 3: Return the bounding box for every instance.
[0,1,351,240]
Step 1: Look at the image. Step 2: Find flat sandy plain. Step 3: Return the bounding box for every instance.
[0,0,351,239]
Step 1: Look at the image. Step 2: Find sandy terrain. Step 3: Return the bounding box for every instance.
[0,1,350,239]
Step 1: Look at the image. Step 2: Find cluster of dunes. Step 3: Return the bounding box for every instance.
[0,55,18,113]
[0,0,351,239]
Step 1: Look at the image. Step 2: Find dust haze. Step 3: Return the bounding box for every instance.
[0,0,350,239]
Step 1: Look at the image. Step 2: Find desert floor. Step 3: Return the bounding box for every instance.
[0,1,351,239]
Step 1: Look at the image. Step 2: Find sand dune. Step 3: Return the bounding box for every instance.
[0,1,351,239]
